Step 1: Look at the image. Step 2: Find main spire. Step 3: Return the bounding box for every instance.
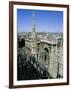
[32,10,35,32]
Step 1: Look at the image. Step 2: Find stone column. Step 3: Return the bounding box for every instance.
[48,41,58,78]
[58,46,63,77]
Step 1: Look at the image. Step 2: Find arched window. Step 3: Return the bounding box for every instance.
[44,47,49,53]
[44,47,49,64]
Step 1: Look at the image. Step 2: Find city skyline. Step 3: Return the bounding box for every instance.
[17,9,63,33]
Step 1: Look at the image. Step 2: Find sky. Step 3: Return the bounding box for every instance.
[17,9,63,32]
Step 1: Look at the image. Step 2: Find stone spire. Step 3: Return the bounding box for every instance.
[32,10,36,40]
[32,10,35,32]
[31,10,37,58]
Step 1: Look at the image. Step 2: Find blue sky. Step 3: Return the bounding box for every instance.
[17,9,63,32]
